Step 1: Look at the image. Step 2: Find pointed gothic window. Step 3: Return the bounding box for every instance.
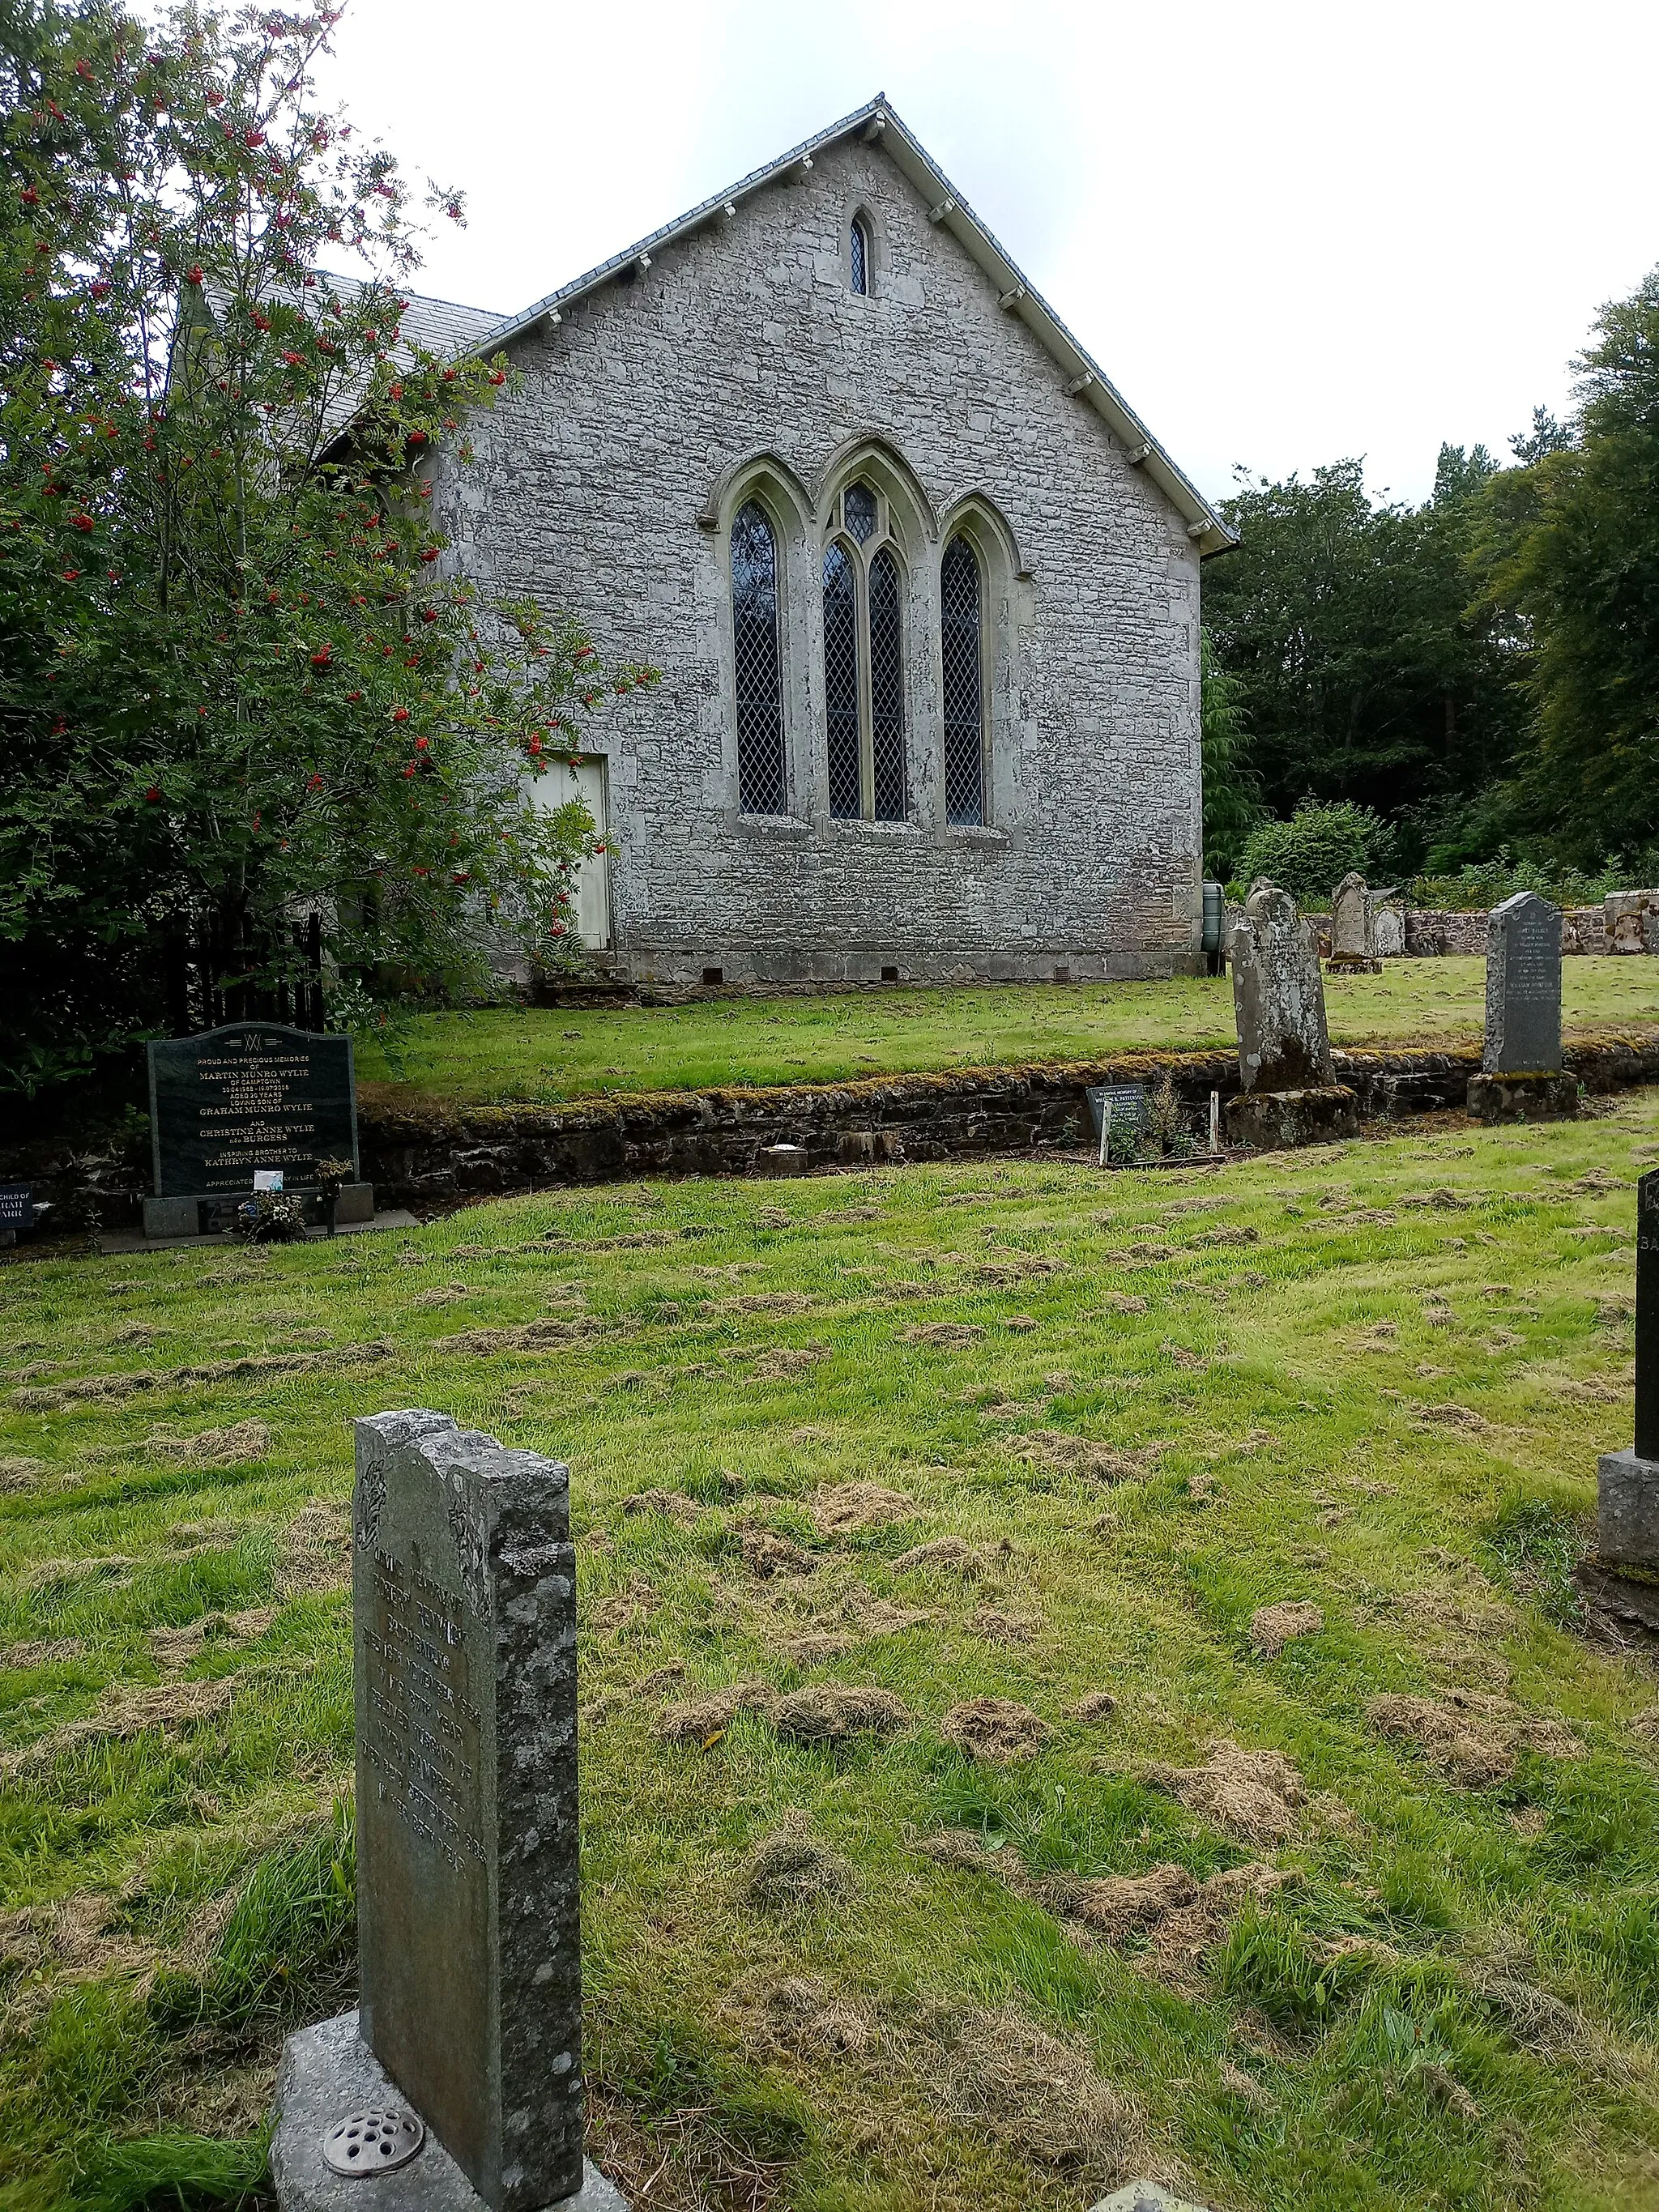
[940,535,985,825]
[822,539,861,819]
[821,482,906,823]
[731,501,786,816]
[850,214,871,296]
[868,548,905,820]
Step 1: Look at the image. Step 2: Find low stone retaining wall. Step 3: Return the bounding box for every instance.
[356,1028,1659,1206]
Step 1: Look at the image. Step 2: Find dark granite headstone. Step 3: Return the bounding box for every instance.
[1639,1168,1657,1465]
[1483,893,1563,1075]
[352,1411,582,2212]
[0,1185,32,1238]
[147,1022,357,1199]
[1596,1170,1659,1568]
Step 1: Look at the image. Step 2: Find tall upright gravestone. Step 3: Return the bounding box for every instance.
[1466,892,1576,1123]
[270,1413,625,2212]
[1327,872,1380,972]
[1224,884,1358,1150]
[1597,1172,1659,1573]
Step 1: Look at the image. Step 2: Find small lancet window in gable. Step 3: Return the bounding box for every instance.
[731,500,787,816]
[940,534,986,825]
[850,214,872,296]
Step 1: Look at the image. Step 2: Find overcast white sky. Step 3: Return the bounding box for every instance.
[315,0,1659,509]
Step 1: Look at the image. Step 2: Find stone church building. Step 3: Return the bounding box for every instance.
[407,96,1233,987]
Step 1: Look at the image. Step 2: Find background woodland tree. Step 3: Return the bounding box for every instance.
[0,0,651,1098]
[1203,268,1659,891]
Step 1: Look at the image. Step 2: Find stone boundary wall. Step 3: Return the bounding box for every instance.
[356,1029,1659,1206]
[1402,906,1610,956]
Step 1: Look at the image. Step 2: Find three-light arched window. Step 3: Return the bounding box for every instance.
[940,535,986,825]
[823,480,906,820]
[731,500,787,816]
[849,214,872,296]
[727,482,996,827]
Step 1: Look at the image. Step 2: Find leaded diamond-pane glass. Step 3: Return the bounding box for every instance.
[731,501,786,816]
[843,483,877,544]
[850,217,869,296]
[823,539,860,819]
[868,546,906,821]
[941,535,984,825]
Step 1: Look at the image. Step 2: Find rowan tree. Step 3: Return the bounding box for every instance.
[0,0,652,1095]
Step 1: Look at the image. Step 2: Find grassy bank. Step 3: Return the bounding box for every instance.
[2,1102,1658,2209]
[355,960,1659,1107]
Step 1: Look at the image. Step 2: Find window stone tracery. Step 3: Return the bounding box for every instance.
[821,480,906,822]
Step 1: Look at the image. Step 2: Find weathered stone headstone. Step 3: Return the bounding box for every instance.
[270,1412,625,2212]
[1466,892,1576,1123]
[1327,872,1380,970]
[1606,889,1659,955]
[144,1021,371,1237]
[1597,1171,1659,1570]
[1224,884,1357,1149]
[1372,902,1406,959]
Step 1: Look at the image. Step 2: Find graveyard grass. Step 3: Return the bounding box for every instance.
[354,957,1659,1107]
[4,1106,1659,2210]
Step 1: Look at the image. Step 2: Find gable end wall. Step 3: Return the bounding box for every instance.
[434,137,1204,985]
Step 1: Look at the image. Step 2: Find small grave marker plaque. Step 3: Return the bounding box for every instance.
[147,1021,356,1199]
[1087,1083,1147,1163]
[0,1185,32,1238]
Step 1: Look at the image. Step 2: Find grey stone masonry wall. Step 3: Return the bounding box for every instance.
[428,137,1205,985]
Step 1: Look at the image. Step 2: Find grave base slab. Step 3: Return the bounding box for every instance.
[1089,2184,1213,2212]
[271,2012,628,2212]
[755,1144,810,1178]
[1224,1084,1358,1152]
[143,1185,373,1238]
[1465,1072,1577,1123]
[1324,954,1382,975]
[1597,1450,1659,1573]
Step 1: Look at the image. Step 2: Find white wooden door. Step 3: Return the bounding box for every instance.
[528,756,612,951]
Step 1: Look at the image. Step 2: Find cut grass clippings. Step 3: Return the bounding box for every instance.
[3,1097,1659,2208]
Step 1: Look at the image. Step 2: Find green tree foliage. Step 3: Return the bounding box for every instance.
[1234,800,1397,907]
[0,1,651,1095]
[1200,628,1260,880]
[1201,456,1529,847]
[1469,270,1659,865]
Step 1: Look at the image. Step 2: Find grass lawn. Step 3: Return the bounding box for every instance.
[355,959,1659,1107]
[3,1102,1659,2210]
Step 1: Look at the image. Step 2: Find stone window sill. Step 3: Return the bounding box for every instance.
[827,815,926,837]
[733,812,811,836]
[946,823,1009,847]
